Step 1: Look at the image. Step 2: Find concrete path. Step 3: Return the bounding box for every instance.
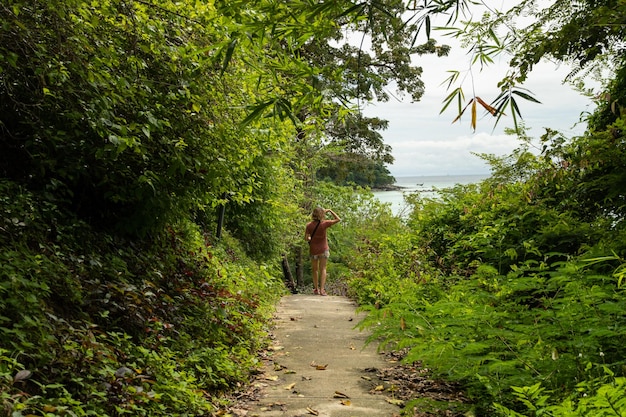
[233,294,401,417]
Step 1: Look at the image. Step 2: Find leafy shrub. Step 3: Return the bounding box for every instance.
[1,181,285,416]
[345,132,626,414]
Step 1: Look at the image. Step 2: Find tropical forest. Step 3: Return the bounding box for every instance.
[1,0,625,416]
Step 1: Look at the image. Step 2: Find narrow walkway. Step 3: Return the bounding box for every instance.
[233,294,401,417]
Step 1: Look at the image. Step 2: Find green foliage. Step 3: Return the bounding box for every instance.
[222,147,302,261]
[495,368,626,417]
[4,1,626,416]
[0,0,301,239]
[317,153,396,189]
[0,181,285,416]
[346,120,626,414]
[2,0,457,412]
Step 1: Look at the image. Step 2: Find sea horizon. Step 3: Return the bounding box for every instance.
[373,173,489,215]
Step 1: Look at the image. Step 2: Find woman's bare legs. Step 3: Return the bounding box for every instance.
[318,257,328,295]
[311,258,320,293]
[311,257,328,295]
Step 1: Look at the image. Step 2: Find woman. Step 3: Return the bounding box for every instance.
[305,207,341,296]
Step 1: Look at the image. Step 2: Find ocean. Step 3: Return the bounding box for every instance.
[372,174,488,216]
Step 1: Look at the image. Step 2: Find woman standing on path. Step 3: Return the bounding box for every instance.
[305,207,341,296]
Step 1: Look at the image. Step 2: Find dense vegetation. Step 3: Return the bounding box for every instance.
[2,0,625,416]
[346,124,626,415]
[0,0,436,415]
[336,1,626,415]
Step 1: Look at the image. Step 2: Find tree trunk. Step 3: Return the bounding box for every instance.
[295,245,304,288]
[281,254,297,293]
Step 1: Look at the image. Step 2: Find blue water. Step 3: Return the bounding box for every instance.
[372,174,488,216]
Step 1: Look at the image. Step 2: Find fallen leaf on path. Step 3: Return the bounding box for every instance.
[270,345,284,351]
[284,383,296,390]
[385,397,405,406]
[306,406,319,415]
[263,374,279,381]
[340,399,352,406]
[333,391,350,399]
[374,385,384,391]
[361,376,372,381]
[284,370,296,374]
[301,376,312,381]
[265,402,286,408]
[309,361,328,370]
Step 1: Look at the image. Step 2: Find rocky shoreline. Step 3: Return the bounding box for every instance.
[372,184,405,191]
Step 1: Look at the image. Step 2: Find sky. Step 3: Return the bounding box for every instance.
[360,26,598,178]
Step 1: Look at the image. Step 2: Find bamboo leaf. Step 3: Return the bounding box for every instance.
[471,99,477,131]
[241,99,275,126]
[510,97,520,130]
[440,70,460,91]
[511,89,542,103]
[476,96,498,116]
[220,37,238,76]
[440,86,463,115]
[337,2,367,19]
[451,98,473,125]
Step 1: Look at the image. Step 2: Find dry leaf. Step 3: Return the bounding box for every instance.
[333,391,350,399]
[385,397,405,406]
[476,96,498,116]
[374,385,385,391]
[284,382,296,390]
[264,374,279,381]
[310,362,328,370]
[306,406,319,415]
[340,399,352,406]
[471,99,477,131]
[361,376,372,381]
[230,408,248,417]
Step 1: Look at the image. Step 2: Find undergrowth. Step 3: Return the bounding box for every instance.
[344,133,626,416]
[0,180,285,416]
